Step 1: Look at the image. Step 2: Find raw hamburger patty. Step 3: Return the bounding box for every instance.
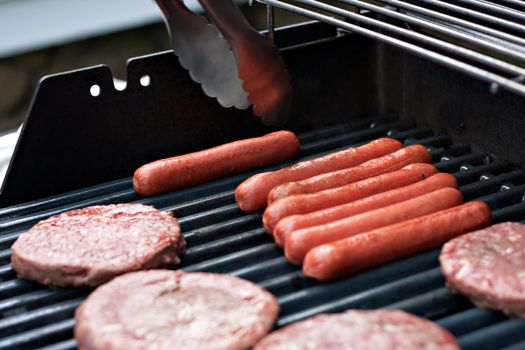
[75,270,279,350]
[254,310,459,350]
[440,222,525,317]
[11,204,185,287]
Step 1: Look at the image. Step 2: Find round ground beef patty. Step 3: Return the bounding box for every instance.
[11,204,185,287]
[440,221,525,317]
[75,270,279,350]
[254,310,459,350]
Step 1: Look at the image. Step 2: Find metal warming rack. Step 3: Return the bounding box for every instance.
[255,0,525,98]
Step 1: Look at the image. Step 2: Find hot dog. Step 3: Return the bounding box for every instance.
[235,138,403,212]
[303,201,492,282]
[285,187,463,264]
[273,173,458,247]
[133,131,300,196]
[268,144,432,204]
[263,163,438,234]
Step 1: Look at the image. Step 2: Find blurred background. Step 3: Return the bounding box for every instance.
[0,0,306,132]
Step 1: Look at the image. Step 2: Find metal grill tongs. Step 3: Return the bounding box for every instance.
[155,0,293,126]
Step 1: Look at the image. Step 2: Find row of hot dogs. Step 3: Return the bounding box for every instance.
[132,130,495,282]
[218,133,488,281]
[132,130,525,319]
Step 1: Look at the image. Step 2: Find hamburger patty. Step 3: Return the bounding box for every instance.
[75,270,279,350]
[440,222,525,317]
[11,204,185,287]
[254,310,459,350]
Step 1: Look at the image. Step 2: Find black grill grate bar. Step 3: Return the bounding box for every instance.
[177,204,243,232]
[298,120,416,154]
[0,280,36,300]
[182,228,269,266]
[0,231,28,251]
[434,153,487,173]
[0,178,132,220]
[182,243,281,272]
[297,115,396,143]
[0,249,11,264]
[385,127,435,141]
[0,265,15,281]
[0,189,138,231]
[438,308,508,337]
[501,340,525,350]
[453,161,511,186]
[491,201,525,223]
[257,249,440,296]
[229,256,297,281]
[480,183,525,205]
[279,265,444,308]
[458,318,525,350]
[276,267,444,326]
[154,190,235,218]
[41,338,77,350]
[405,134,452,148]
[385,287,472,320]
[277,256,441,308]
[280,256,440,308]
[460,169,525,198]
[0,319,75,350]
[0,289,84,317]
[0,299,82,337]
[184,214,261,245]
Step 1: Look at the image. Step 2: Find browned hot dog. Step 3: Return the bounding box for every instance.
[268,144,432,203]
[303,201,492,282]
[273,173,457,247]
[285,187,463,265]
[235,138,403,212]
[133,131,300,196]
[263,163,437,234]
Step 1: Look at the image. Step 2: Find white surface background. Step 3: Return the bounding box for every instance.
[0,0,246,59]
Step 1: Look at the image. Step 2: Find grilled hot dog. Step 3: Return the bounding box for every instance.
[268,144,432,203]
[273,173,457,247]
[285,187,463,264]
[133,131,300,196]
[235,138,403,212]
[303,201,492,281]
[263,163,438,234]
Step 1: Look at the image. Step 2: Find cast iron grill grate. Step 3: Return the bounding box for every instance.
[0,114,525,349]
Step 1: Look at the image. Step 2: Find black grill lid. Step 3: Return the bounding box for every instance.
[1,115,525,349]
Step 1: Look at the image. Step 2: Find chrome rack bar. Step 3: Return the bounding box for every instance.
[376,0,525,47]
[334,0,525,63]
[497,0,525,10]
[418,0,525,34]
[256,0,525,98]
[267,4,276,42]
[455,0,525,22]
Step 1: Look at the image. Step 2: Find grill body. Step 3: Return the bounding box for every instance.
[0,21,524,350]
[2,21,524,205]
[1,115,525,349]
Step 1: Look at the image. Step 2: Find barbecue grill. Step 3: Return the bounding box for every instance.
[1,1,525,349]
